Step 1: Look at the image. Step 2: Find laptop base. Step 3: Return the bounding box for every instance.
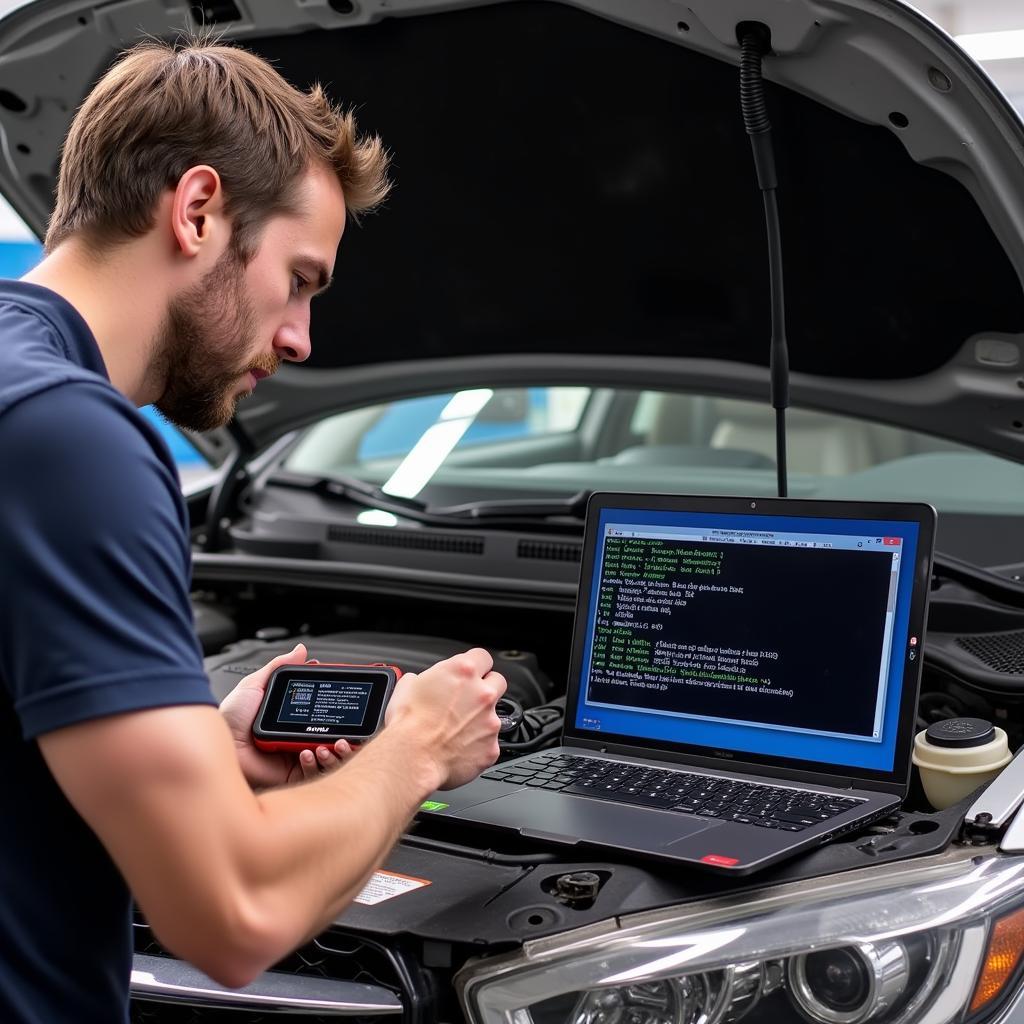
[421,745,900,875]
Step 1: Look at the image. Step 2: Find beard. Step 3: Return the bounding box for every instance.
[153,250,278,432]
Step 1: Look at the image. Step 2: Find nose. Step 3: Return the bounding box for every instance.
[273,307,312,363]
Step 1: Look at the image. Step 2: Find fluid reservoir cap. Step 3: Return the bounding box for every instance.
[555,871,602,903]
[925,718,996,748]
[495,697,525,735]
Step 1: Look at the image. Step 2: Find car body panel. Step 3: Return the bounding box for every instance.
[0,1,1023,457]
[5,0,1024,1020]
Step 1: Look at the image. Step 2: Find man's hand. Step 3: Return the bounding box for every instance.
[219,643,352,789]
[38,646,505,987]
[384,648,506,790]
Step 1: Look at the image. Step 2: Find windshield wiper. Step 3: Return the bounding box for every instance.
[429,489,591,522]
[266,475,1024,587]
[271,472,588,532]
[318,474,429,514]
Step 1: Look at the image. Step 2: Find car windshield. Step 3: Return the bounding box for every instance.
[283,386,1024,515]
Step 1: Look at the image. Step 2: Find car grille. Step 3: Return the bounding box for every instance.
[326,525,485,555]
[132,918,429,1022]
[956,630,1024,675]
[516,539,582,562]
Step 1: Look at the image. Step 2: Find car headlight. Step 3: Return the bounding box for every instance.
[457,852,1024,1024]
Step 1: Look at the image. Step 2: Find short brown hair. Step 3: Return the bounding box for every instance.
[45,36,391,256]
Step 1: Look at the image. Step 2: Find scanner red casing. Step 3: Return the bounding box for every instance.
[253,662,402,753]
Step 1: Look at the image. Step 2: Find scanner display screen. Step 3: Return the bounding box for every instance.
[256,666,395,740]
[278,678,372,728]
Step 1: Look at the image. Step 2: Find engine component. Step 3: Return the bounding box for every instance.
[204,631,555,708]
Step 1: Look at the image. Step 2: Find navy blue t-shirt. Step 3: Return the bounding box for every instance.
[0,281,217,1022]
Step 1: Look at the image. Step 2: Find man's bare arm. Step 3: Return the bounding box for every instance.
[38,650,504,987]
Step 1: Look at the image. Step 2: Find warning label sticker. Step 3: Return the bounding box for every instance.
[354,870,432,906]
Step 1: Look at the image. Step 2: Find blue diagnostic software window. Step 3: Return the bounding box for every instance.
[574,509,920,773]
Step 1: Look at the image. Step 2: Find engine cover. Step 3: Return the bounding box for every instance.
[204,631,555,707]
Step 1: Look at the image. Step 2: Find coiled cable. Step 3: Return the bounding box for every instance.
[739,27,790,498]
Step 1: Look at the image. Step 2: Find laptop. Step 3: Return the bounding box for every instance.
[420,492,936,874]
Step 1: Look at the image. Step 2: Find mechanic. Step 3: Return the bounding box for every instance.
[0,37,505,1023]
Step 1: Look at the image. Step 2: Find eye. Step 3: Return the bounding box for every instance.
[291,272,309,296]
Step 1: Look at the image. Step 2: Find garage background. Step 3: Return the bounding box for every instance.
[0,0,1019,480]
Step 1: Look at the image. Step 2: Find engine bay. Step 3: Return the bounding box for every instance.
[133,513,1024,1023]
[186,555,1024,912]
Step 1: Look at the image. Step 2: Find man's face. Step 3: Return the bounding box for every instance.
[155,163,347,432]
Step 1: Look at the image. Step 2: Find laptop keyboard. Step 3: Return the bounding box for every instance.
[481,753,863,832]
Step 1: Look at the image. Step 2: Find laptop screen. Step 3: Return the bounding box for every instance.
[570,500,929,779]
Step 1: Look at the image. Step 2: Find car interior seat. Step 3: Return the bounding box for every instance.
[707,398,877,475]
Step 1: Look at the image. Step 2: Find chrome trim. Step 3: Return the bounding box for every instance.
[456,849,1012,1021]
[999,805,1024,853]
[968,745,1024,831]
[917,926,986,1024]
[990,953,1024,1024]
[888,932,958,1024]
[788,941,909,1024]
[130,954,402,1015]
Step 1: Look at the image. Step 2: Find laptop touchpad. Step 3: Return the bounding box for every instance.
[458,790,717,848]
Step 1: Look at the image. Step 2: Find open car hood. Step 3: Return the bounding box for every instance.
[0,0,1023,455]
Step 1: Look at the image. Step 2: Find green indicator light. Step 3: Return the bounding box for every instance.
[420,800,449,812]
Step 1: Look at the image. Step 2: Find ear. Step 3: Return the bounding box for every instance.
[169,165,226,258]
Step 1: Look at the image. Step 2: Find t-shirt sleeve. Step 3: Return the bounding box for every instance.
[0,383,215,739]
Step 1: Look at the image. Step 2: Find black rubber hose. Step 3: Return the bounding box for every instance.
[401,832,563,865]
[740,34,771,134]
[739,32,777,191]
[763,192,787,388]
[739,29,788,496]
[775,397,788,497]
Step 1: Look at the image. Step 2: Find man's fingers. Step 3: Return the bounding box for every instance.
[314,742,351,766]
[275,642,307,666]
[240,643,308,692]
[447,647,494,679]
[298,741,352,782]
[298,748,318,780]
[482,670,507,701]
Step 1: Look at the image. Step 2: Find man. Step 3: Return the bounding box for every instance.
[0,37,505,1022]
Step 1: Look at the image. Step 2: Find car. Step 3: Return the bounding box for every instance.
[2,0,1024,1021]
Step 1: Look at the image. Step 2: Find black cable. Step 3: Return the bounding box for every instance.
[774,368,788,494]
[499,719,563,754]
[498,697,565,754]
[400,832,562,865]
[739,36,772,136]
[740,28,790,498]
